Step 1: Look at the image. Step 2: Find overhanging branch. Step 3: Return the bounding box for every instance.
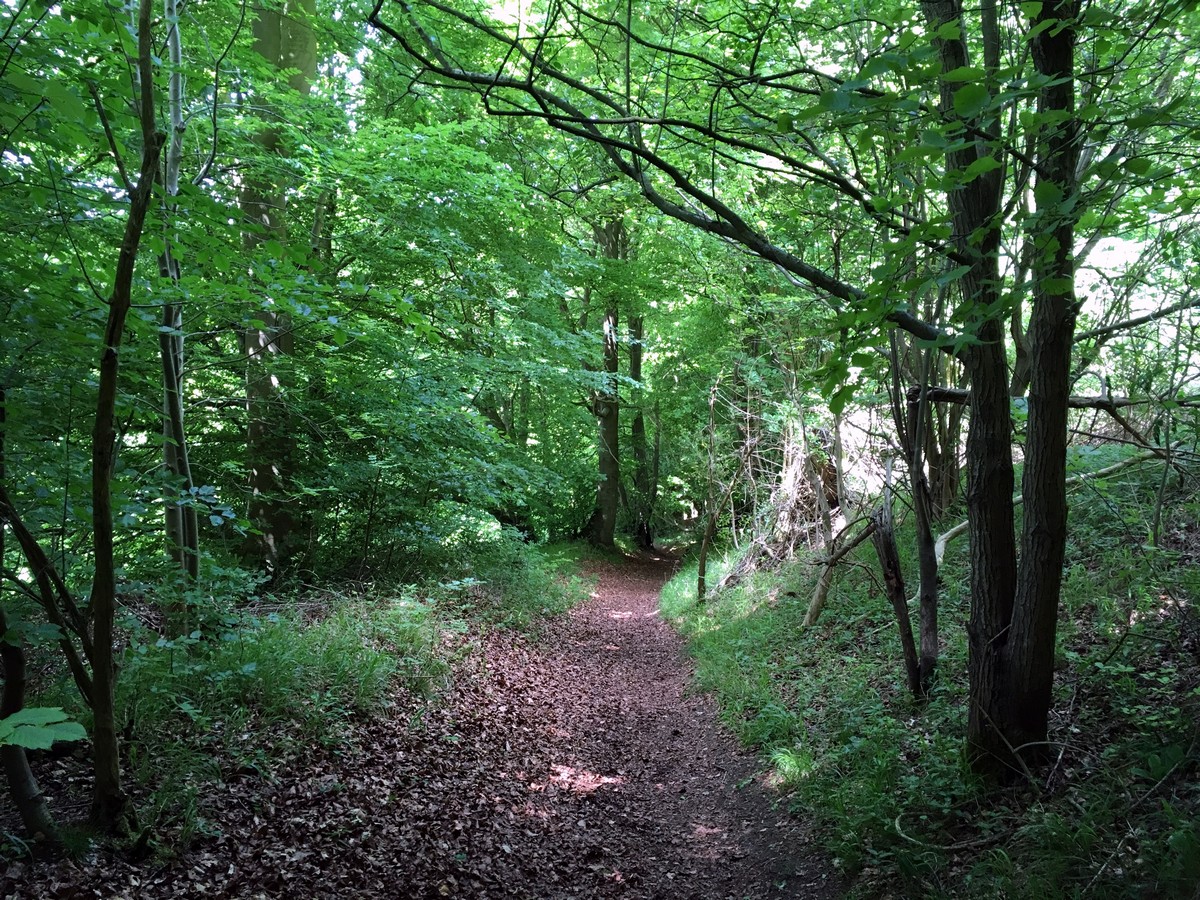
[368,0,958,354]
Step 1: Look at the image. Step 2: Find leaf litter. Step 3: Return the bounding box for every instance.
[2,554,839,898]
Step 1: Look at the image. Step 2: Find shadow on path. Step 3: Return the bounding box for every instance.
[6,553,841,899]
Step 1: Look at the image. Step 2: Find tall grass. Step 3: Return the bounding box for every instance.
[434,534,594,633]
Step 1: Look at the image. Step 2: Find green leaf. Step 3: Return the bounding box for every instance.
[1040,276,1073,294]
[1034,179,1064,208]
[2,621,64,647]
[942,65,985,83]
[0,708,87,750]
[936,21,962,41]
[817,90,850,112]
[963,155,1002,181]
[1122,157,1152,176]
[952,83,990,118]
[4,708,66,727]
[1125,108,1166,130]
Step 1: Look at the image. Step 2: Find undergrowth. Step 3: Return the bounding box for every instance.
[661,452,1200,898]
[17,532,587,856]
[117,592,445,846]
[432,534,594,633]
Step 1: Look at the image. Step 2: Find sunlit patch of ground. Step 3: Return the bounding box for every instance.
[546,764,626,794]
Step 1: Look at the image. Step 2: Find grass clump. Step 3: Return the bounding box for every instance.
[662,546,977,883]
[435,533,594,633]
[111,531,587,846]
[114,592,444,845]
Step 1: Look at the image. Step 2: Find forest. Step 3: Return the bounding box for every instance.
[1,0,1198,896]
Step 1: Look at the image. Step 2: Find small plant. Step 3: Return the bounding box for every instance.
[0,707,86,750]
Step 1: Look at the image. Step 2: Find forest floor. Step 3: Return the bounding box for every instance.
[5,553,840,899]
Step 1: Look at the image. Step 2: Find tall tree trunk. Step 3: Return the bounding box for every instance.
[628,315,654,549]
[907,381,940,693]
[588,302,620,547]
[513,377,530,449]
[1006,0,1080,764]
[893,333,940,696]
[239,0,317,574]
[923,0,1080,776]
[160,0,199,584]
[585,219,627,548]
[920,0,1019,773]
[90,0,163,831]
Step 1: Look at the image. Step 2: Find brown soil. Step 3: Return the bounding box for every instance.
[3,553,839,899]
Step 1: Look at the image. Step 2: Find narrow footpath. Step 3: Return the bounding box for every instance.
[16,555,839,899]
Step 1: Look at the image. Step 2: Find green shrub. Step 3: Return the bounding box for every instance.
[434,531,593,633]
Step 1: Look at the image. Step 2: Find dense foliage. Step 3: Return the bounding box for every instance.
[1,0,1198,894]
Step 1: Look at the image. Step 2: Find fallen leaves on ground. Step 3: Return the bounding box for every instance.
[2,555,838,899]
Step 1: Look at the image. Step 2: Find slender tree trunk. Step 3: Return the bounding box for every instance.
[588,302,620,547]
[0,485,94,703]
[921,0,1019,773]
[962,320,1019,771]
[908,385,940,693]
[871,493,921,699]
[90,0,163,831]
[896,334,941,696]
[0,388,59,841]
[513,377,530,449]
[628,315,654,549]
[1006,0,1080,764]
[160,0,198,584]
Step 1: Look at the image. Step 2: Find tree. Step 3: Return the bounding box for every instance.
[369,0,1192,773]
[627,312,658,549]
[239,0,318,574]
[88,0,165,829]
[582,218,628,548]
[159,0,201,583]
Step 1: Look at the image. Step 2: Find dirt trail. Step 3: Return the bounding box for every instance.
[6,554,839,899]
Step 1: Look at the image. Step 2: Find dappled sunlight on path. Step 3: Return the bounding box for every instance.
[7,553,839,899]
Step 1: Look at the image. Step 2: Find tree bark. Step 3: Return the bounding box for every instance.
[901,355,940,695]
[585,219,627,548]
[239,0,317,575]
[89,0,163,832]
[920,0,1019,771]
[159,0,199,584]
[870,495,921,699]
[628,315,654,549]
[1005,0,1080,765]
[588,302,620,548]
